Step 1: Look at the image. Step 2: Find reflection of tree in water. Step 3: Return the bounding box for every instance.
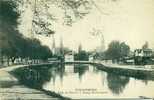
[74,64,89,80]
[58,64,65,83]
[134,78,148,85]
[11,65,52,89]
[142,79,148,85]
[48,64,65,85]
[93,66,100,73]
[107,73,129,95]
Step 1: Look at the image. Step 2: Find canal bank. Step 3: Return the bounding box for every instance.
[93,62,154,80]
[62,61,154,80]
[0,64,70,100]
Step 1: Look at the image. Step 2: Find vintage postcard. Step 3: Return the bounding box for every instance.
[0,0,154,100]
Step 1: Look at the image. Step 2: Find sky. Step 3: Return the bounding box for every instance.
[19,0,154,51]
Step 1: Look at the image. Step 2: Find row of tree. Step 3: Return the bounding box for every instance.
[0,0,52,65]
[0,0,94,65]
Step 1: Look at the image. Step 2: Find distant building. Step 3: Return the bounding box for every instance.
[89,55,94,61]
[65,51,74,62]
[134,49,152,57]
[134,48,153,65]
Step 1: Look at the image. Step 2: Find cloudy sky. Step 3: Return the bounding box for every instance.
[20,0,154,51]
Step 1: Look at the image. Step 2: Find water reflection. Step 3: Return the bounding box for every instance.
[11,64,154,99]
[107,73,129,95]
[0,81,19,88]
[48,64,65,85]
[11,65,52,89]
[74,64,89,81]
[48,64,89,83]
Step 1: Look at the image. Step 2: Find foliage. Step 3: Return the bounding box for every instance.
[107,73,129,95]
[16,0,92,36]
[0,0,19,30]
[105,40,130,61]
[120,42,130,57]
[0,0,52,64]
[0,0,21,61]
[23,38,52,60]
[74,50,89,61]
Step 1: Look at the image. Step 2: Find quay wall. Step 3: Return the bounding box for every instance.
[92,63,154,80]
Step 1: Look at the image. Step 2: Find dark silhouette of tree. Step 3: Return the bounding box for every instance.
[105,40,130,62]
[74,50,89,61]
[107,73,129,95]
[0,0,52,65]
[105,40,121,61]
[120,42,130,58]
[0,0,22,63]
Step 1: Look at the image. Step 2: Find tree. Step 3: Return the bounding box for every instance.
[105,40,130,62]
[120,42,130,58]
[74,50,89,61]
[0,0,53,65]
[16,0,92,36]
[142,41,149,50]
[23,38,52,60]
[0,0,21,64]
[105,40,121,61]
[0,0,120,65]
[90,28,105,52]
[78,43,82,53]
[15,0,119,37]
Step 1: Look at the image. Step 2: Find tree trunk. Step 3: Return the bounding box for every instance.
[1,55,4,65]
[20,58,23,64]
[11,57,16,64]
[7,57,10,66]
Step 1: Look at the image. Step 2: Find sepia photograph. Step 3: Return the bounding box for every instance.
[0,0,154,99]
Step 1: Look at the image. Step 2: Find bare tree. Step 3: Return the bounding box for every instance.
[16,0,92,36]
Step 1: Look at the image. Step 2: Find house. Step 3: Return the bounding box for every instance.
[134,49,152,57]
[134,48,153,65]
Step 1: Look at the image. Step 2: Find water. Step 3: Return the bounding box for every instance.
[12,64,154,99]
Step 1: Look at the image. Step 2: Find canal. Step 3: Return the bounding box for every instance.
[11,64,154,99]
